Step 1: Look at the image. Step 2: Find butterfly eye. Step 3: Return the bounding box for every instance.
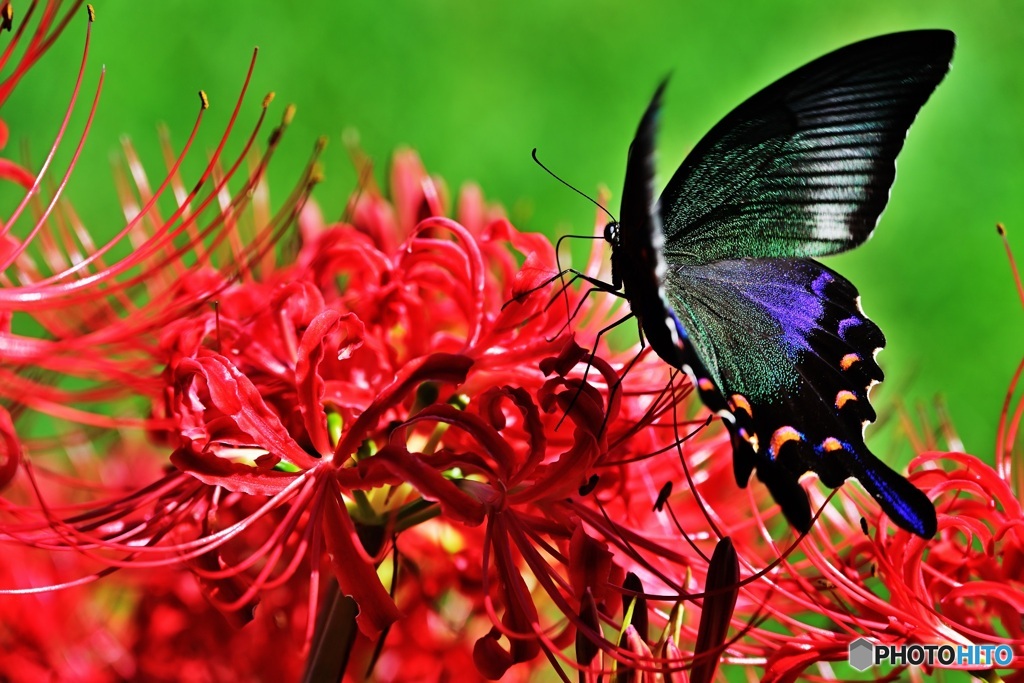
[603,222,619,245]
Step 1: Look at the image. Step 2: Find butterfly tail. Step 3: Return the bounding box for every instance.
[850,453,937,538]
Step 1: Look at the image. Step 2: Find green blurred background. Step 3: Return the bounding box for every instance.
[3,1,1022,464]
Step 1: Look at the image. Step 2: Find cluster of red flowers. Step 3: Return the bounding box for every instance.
[1,2,1022,681]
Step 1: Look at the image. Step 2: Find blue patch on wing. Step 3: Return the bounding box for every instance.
[665,258,837,399]
[837,316,863,339]
[746,275,825,359]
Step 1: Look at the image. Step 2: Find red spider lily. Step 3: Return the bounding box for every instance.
[2,4,1024,683]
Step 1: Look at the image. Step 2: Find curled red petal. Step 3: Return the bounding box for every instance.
[173,354,319,470]
[515,425,598,504]
[295,310,364,456]
[371,444,486,526]
[404,403,516,482]
[0,405,21,489]
[539,336,588,378]
[508,388,547,479]
[473,627,516,680]
[322,483,402,637]
[169,447,301,496]
[332,352,473,462]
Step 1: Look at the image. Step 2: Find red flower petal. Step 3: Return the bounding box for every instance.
[332,352,474,461]
[0,405,21,489]
[172,353,319,471]
[295,310,364,456]
[371,444,486,526]
[322,481,403,636]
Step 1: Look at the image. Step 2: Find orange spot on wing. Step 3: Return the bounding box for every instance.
[840,353,861,371]
[769,426,803,457]
[697,378,715,392]
[835,390,857,409]
[729,393,752,416]
[821,437,843,452]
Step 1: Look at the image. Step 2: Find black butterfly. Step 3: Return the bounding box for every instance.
[604,30,953,537]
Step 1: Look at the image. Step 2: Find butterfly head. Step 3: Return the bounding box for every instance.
[603,221,624,290]
[603,221,620,245]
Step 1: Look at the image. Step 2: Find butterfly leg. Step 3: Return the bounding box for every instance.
[503,267,627,343]
[549,270,627,340]
[505,267,622,308]
[544,281,630,343]
[499,269,599,334]
[556,311,637,430]
[596,342,648,437]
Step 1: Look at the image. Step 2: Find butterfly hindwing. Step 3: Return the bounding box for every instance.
[612,31,952,537]
[662,257,934,536]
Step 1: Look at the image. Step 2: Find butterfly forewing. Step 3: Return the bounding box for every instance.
[615,30,953,537]
[611,81,687,362]
[659,30,954,264]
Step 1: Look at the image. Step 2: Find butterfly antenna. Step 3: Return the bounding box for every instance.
[529,148,622,326]
[530,148,635,432]
[532,148,616,223]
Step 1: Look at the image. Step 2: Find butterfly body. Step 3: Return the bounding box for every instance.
[607,30,954,537]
